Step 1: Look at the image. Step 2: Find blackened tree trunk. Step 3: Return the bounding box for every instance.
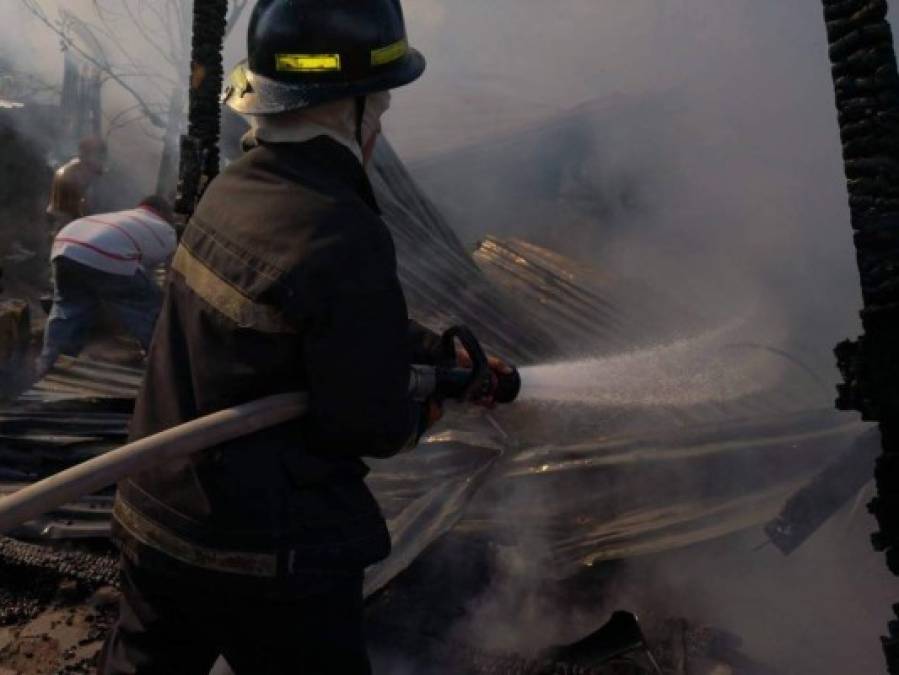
[175,0,229,221]
[821,1,899,671]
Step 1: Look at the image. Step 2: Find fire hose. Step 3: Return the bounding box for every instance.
[0,326,520,536]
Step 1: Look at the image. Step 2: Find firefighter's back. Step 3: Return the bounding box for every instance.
[113,138,409,591]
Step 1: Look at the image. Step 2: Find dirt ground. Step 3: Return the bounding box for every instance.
[0,600,113,675]
[0,561,116,675]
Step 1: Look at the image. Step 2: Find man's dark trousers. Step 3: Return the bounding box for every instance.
[39,257,162,373]
[100,557,371,675]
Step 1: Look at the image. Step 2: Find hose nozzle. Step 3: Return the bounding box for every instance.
[409,326,521,405]
[493,367,521,404]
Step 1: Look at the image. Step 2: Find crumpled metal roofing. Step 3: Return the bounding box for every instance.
[0,138,870,594]
[0,357,133,540]
[370,140,559,363]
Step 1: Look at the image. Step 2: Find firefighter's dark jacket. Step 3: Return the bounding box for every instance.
[113,137,449,588]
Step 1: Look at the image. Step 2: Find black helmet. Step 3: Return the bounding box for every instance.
[224,0,425,115]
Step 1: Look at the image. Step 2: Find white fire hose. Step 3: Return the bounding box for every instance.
[0,326,522,535]
[0,392,308,534]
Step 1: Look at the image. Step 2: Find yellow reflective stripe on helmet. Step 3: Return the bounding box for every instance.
[276,53,341,72]
[371,38,408,66]
[171,245,297,334]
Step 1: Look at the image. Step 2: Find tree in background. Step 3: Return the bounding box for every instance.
[19,0,249,197]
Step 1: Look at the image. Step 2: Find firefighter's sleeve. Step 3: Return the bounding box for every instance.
[295,228,425,459]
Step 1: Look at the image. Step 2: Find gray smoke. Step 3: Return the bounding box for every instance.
[3,1,899,673]
[392,2,899,673]
[395,0,894,364]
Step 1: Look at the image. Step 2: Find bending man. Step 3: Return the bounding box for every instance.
[37,196,176,377]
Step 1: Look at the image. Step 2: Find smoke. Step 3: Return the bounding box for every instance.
[2,1,899,673]
[394,0,899,362]
[1,1,196,207]
[390,2,899,673]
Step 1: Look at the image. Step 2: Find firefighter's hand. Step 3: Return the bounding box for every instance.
[455,347,514,408]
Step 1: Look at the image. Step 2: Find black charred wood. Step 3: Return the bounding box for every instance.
[187,0,227,180]
[175,0,229,220]
[845,156,899,178]
[825,0,881,22]
[821,0,899,669]
[885,633,899,673]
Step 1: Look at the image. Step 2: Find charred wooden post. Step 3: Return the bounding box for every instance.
[820,0,899,670]
[175,0,229,223]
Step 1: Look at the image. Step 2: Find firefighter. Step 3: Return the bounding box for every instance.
[36,196,177,378]
[46,136,107,231]
[100,1,508,673]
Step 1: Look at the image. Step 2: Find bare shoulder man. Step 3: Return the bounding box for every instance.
[46,136,107,231]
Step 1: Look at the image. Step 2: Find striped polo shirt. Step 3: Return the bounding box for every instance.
[52,207,177,276]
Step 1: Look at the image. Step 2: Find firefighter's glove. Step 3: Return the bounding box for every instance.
[455,347,514,409]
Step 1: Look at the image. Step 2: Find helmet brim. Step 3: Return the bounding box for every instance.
[225,49,426,116]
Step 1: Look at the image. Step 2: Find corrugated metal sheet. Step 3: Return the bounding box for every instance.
[0,358,135,471]
[0,357,133,540]
[472,236,703,357]
[371,140,560,364]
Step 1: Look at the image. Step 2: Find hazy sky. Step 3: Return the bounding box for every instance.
[10,1,898,157]
[388,1,899,156]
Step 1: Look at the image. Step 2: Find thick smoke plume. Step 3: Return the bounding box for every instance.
[2,1,899,674]
[393,3,899,673]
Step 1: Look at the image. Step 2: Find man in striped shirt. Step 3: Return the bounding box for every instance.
[36,196,177,377]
